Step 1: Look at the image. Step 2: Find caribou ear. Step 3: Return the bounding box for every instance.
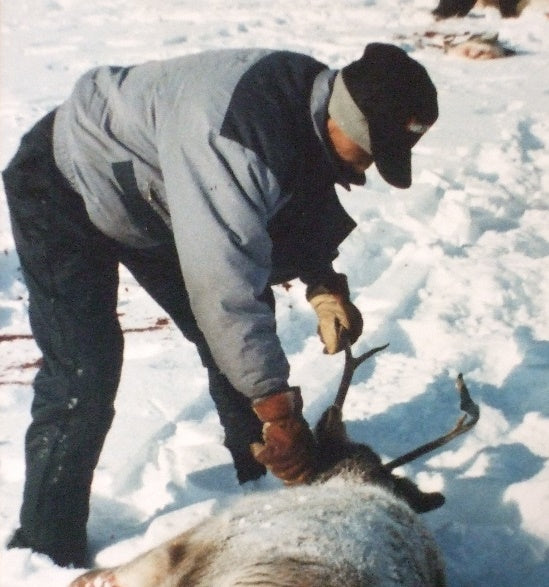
[391,475,446,513]
[314,405,348,447]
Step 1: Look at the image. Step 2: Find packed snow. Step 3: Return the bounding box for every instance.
[1,1,548,585]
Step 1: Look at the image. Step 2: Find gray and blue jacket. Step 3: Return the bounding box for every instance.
[53,48,362,400]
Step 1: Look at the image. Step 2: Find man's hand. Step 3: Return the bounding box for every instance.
[250,388,316,485]
[307,274,363,354]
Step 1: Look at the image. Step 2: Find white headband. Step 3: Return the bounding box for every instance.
[328,71,372,154]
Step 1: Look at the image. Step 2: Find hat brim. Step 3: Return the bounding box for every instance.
[374,148,412,189]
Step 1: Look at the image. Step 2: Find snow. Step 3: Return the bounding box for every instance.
[1,1,548,585]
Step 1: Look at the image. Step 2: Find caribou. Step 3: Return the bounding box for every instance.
[69,342,479,587]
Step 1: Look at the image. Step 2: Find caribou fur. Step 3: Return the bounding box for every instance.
[69,405,446,587]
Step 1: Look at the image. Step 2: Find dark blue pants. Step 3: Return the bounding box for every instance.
[2,111,264,566]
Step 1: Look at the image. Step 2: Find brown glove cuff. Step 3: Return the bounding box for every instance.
[252,387,303,423]
[306,272,350,301]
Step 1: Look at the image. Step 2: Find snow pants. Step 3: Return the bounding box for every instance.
[2,110,265,567]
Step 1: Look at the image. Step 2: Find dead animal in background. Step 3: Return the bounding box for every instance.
[396,30,516,59]
[69,344,479,587]
[445,32,515,58]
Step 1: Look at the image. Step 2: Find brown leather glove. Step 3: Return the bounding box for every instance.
[307,273,363,354]
[250,388,316,486]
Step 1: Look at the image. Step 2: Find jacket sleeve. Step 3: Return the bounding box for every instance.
[158,131,290,400]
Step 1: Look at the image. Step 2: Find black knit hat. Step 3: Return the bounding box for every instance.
[331,43,438,188]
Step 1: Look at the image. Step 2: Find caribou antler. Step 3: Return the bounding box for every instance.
[385,373,480,471]
[333,341,390,410]
[333,341,480,470]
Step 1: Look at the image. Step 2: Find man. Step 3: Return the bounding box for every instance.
[3,42,438,567]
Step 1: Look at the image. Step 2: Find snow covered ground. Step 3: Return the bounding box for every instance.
[1,1,548,585]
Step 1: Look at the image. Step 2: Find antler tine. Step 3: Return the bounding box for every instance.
[332,341,390,411]
[456,373,480,425]
[384,372,480,472]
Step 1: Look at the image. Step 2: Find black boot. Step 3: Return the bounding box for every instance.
[8,527,89,568]
[432,0,476,19]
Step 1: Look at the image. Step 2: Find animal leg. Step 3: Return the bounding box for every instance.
[69,569,120,587]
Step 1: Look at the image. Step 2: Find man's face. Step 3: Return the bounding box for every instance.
[327,118,374,174]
